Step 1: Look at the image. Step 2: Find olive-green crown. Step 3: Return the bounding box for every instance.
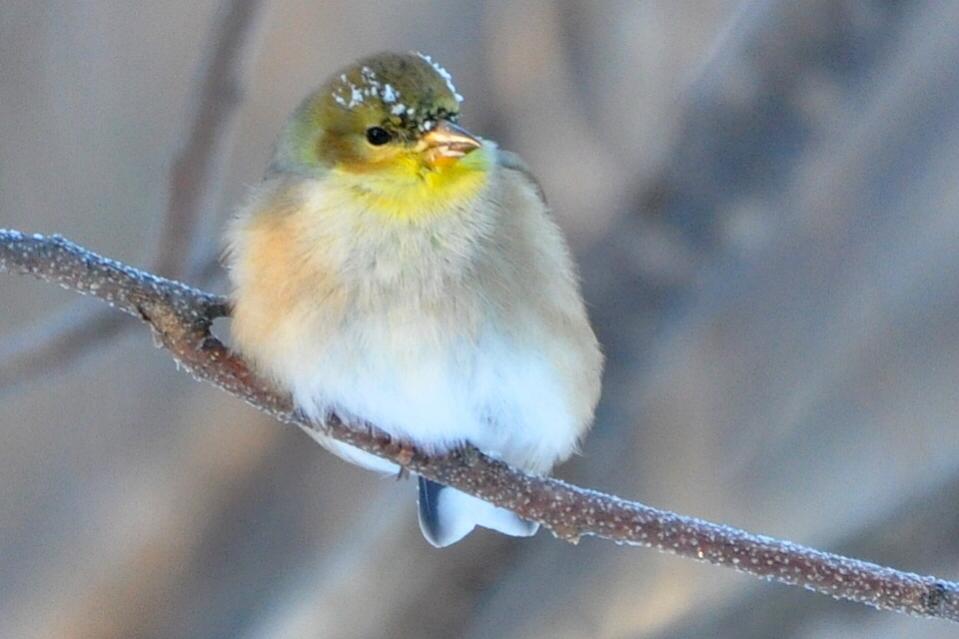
[325,52,462,136]
[271,52,465,173]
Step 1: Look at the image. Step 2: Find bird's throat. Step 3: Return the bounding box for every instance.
[334,147,492,221]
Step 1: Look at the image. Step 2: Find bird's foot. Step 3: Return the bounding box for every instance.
[387,435,417,474]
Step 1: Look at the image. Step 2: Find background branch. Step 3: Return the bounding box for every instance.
[1,229,956,624]
[153,0,264,280]
[0,307,126,392]
[0,0,263,396]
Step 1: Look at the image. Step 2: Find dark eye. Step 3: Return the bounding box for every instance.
[365,126,391,146]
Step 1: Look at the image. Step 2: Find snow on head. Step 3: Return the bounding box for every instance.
[415,52,464,103]
[330,54,462,116]
[331,66,403,110]
[381,84,397,103]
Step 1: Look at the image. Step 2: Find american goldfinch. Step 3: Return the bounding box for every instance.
[226,52,602,547]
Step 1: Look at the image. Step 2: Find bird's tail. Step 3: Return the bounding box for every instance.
[417,476,539,547]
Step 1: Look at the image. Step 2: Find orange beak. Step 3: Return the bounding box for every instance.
[420,120,482,163]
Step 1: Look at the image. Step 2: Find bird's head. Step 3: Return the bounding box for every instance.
[273,52,492,219]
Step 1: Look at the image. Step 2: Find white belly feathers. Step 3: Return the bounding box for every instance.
[288,306,577,475]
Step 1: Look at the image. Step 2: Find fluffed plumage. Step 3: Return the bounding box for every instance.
[226,52,602,546]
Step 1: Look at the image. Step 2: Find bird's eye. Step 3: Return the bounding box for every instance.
[365,127,391,146]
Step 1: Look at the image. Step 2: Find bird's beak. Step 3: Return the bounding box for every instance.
[421,120,482,162]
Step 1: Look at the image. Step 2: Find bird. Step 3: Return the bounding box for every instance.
[225,51,602,547]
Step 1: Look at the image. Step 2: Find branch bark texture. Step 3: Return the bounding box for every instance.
[1,229,956,623]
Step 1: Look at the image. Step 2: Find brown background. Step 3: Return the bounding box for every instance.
[2,1,959,637]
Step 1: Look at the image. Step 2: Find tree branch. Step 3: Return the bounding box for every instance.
[0,305,127,390]
[154,0,264,280]
[0,0,264,394]
[1,229,957,624]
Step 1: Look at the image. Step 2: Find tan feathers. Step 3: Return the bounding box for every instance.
[226,148,601,472]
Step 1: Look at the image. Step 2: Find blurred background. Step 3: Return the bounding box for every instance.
[2,1,959,637]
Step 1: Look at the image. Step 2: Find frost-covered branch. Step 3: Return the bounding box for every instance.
[0,0,263,394]
[1,229,957,624]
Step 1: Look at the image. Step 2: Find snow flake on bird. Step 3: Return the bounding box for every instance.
[328,53,462,130]
[415,52,463,103]
[332,66,403,110]
[381,83,398,103]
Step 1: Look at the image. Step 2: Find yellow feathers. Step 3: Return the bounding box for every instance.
[328,144,493,220]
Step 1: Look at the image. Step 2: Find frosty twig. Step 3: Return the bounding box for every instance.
[0,0,263,394]
[1,229,957,623]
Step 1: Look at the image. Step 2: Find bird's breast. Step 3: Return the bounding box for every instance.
[227,171,588,473]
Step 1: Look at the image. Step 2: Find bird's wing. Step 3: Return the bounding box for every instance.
[497,149,548,207]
